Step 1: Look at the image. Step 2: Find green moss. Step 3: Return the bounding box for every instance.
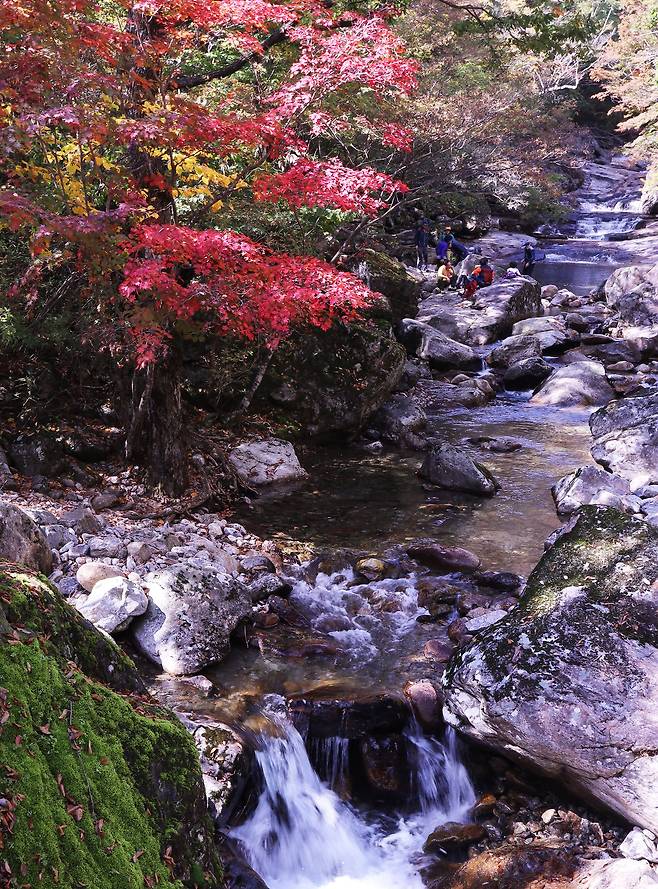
[0,568,222,889]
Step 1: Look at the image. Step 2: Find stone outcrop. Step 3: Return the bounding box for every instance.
[590,393,658,484]
[399,319,480,370]
[0,500,53,574]
[552,465,636,516]
[228,438,308,488]
[530,361,614,408]
[444,507,658,833]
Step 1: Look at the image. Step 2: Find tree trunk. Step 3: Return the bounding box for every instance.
[125,347,188,496]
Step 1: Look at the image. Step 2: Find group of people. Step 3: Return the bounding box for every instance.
[413,210,539,301]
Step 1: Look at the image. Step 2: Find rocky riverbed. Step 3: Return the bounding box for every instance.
[4,149,658,889]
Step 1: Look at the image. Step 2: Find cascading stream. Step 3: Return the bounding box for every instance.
[232,720,475,889]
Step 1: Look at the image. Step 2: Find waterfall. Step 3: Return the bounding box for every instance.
[311,736,350,792]
[232,720,476,889]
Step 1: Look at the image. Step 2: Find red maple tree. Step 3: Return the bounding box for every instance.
[0,0,415,492]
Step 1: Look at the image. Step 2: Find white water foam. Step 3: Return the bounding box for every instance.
[232,720,475,889]
[291,570,427,662]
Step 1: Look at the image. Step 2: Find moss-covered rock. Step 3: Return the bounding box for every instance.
[260,320,406,441]
[0,564,222,889]
[347,249,421,325]
[444,507,658,832]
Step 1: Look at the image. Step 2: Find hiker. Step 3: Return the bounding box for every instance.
[522,242,536,275]
[464,258,494,300]
[444,227,468,262]
[437,258,456,290]
[436,234,449,263]
[414,210,431,269]
[505,261,521,279]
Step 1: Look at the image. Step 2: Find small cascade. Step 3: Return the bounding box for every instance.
[232,718,476,889]
[574,213,643,240]
[311,735,350,792]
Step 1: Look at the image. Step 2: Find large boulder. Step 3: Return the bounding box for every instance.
[6,432,66,478]
[511,316,571,352]
[417,278,542,346]
[0,501,52,574]
[487,334,541,369]
[76,576,148,634]
[530,360,614,408]
[504,357,553,390]
[369,393,427,449]
[258,322,406,440]
[228,438,308,488]
[552,465,634,516]
[419,443,499,497]
[590,393,658,483]
[0,564,222,887]
[132,566,252,675]
[347,249,421,325]
[399,319,480,370]
[444,507,658,833]
[605,263,658,326]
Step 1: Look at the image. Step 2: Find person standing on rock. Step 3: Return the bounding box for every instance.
[414,210,431,269]
[522,242,536,275]
[436,233,449,264]
[444,227,468,262]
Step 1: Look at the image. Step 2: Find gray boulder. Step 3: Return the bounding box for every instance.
[605,264,658,326]
[7,433,66,478]
[417,278,542,346]
[575,859,658,889]
[399,319,480,370]
[530,360,614,408]
[370,393,427,449]
[552,465,633,516]
[419,444,499,497]
[444,507,658,833]
[590,393,658,483]
[228,438,308,488]
[62,506,102,535]
[131,566,251,675]
[76,576,148,634]
[504,357,553,391]
[487,335,541,369]
[511,316,570,352]
[0,501,52,573]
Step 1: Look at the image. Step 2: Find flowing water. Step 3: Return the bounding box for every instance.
[210,158,649,888]
[232,718,475,889]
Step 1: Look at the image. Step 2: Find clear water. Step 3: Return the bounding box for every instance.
[232,720,475,889]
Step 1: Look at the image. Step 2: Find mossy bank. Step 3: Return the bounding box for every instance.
[0,564,222,889]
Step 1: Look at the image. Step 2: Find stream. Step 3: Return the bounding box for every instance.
[193,157,650,888]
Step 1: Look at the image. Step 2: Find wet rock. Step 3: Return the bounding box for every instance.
[472,793,497,819]
[182,717,252,821]
[447,618,470,646]
[360,735,409,798]
[590,393,658,483]
[417,579,461,608]
[407,541,481,573]
[404,679,442,728]
[288,691,409,740]
[76,561,124,593]
[370,393,427,449]
[423,822,486,854]
[473,571,523,593]
[503,356,553,390]
[247,573,292,601]
[179,675,215,697]
[552,465,634,516]
[464,609,507,633]
[487,335,541,369]
[444,507,658,833]
[530,360,614,407]
[0,502,52,574]
[228,438,308,488]
[399,319,480,370]
[76,576,148,634]
[132,566,251,675]
[420,444,499,497]
[355,557,388,581]
[423,639,455,662]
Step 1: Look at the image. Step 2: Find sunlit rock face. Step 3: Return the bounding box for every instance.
[444,507,658,831]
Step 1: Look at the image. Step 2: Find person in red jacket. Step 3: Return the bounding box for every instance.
[464,258,494,300]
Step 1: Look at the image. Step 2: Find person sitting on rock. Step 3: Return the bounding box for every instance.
[464,258,494,300]
[522,242,536,275]
[505,261,521,279]
[437,259,456,290]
